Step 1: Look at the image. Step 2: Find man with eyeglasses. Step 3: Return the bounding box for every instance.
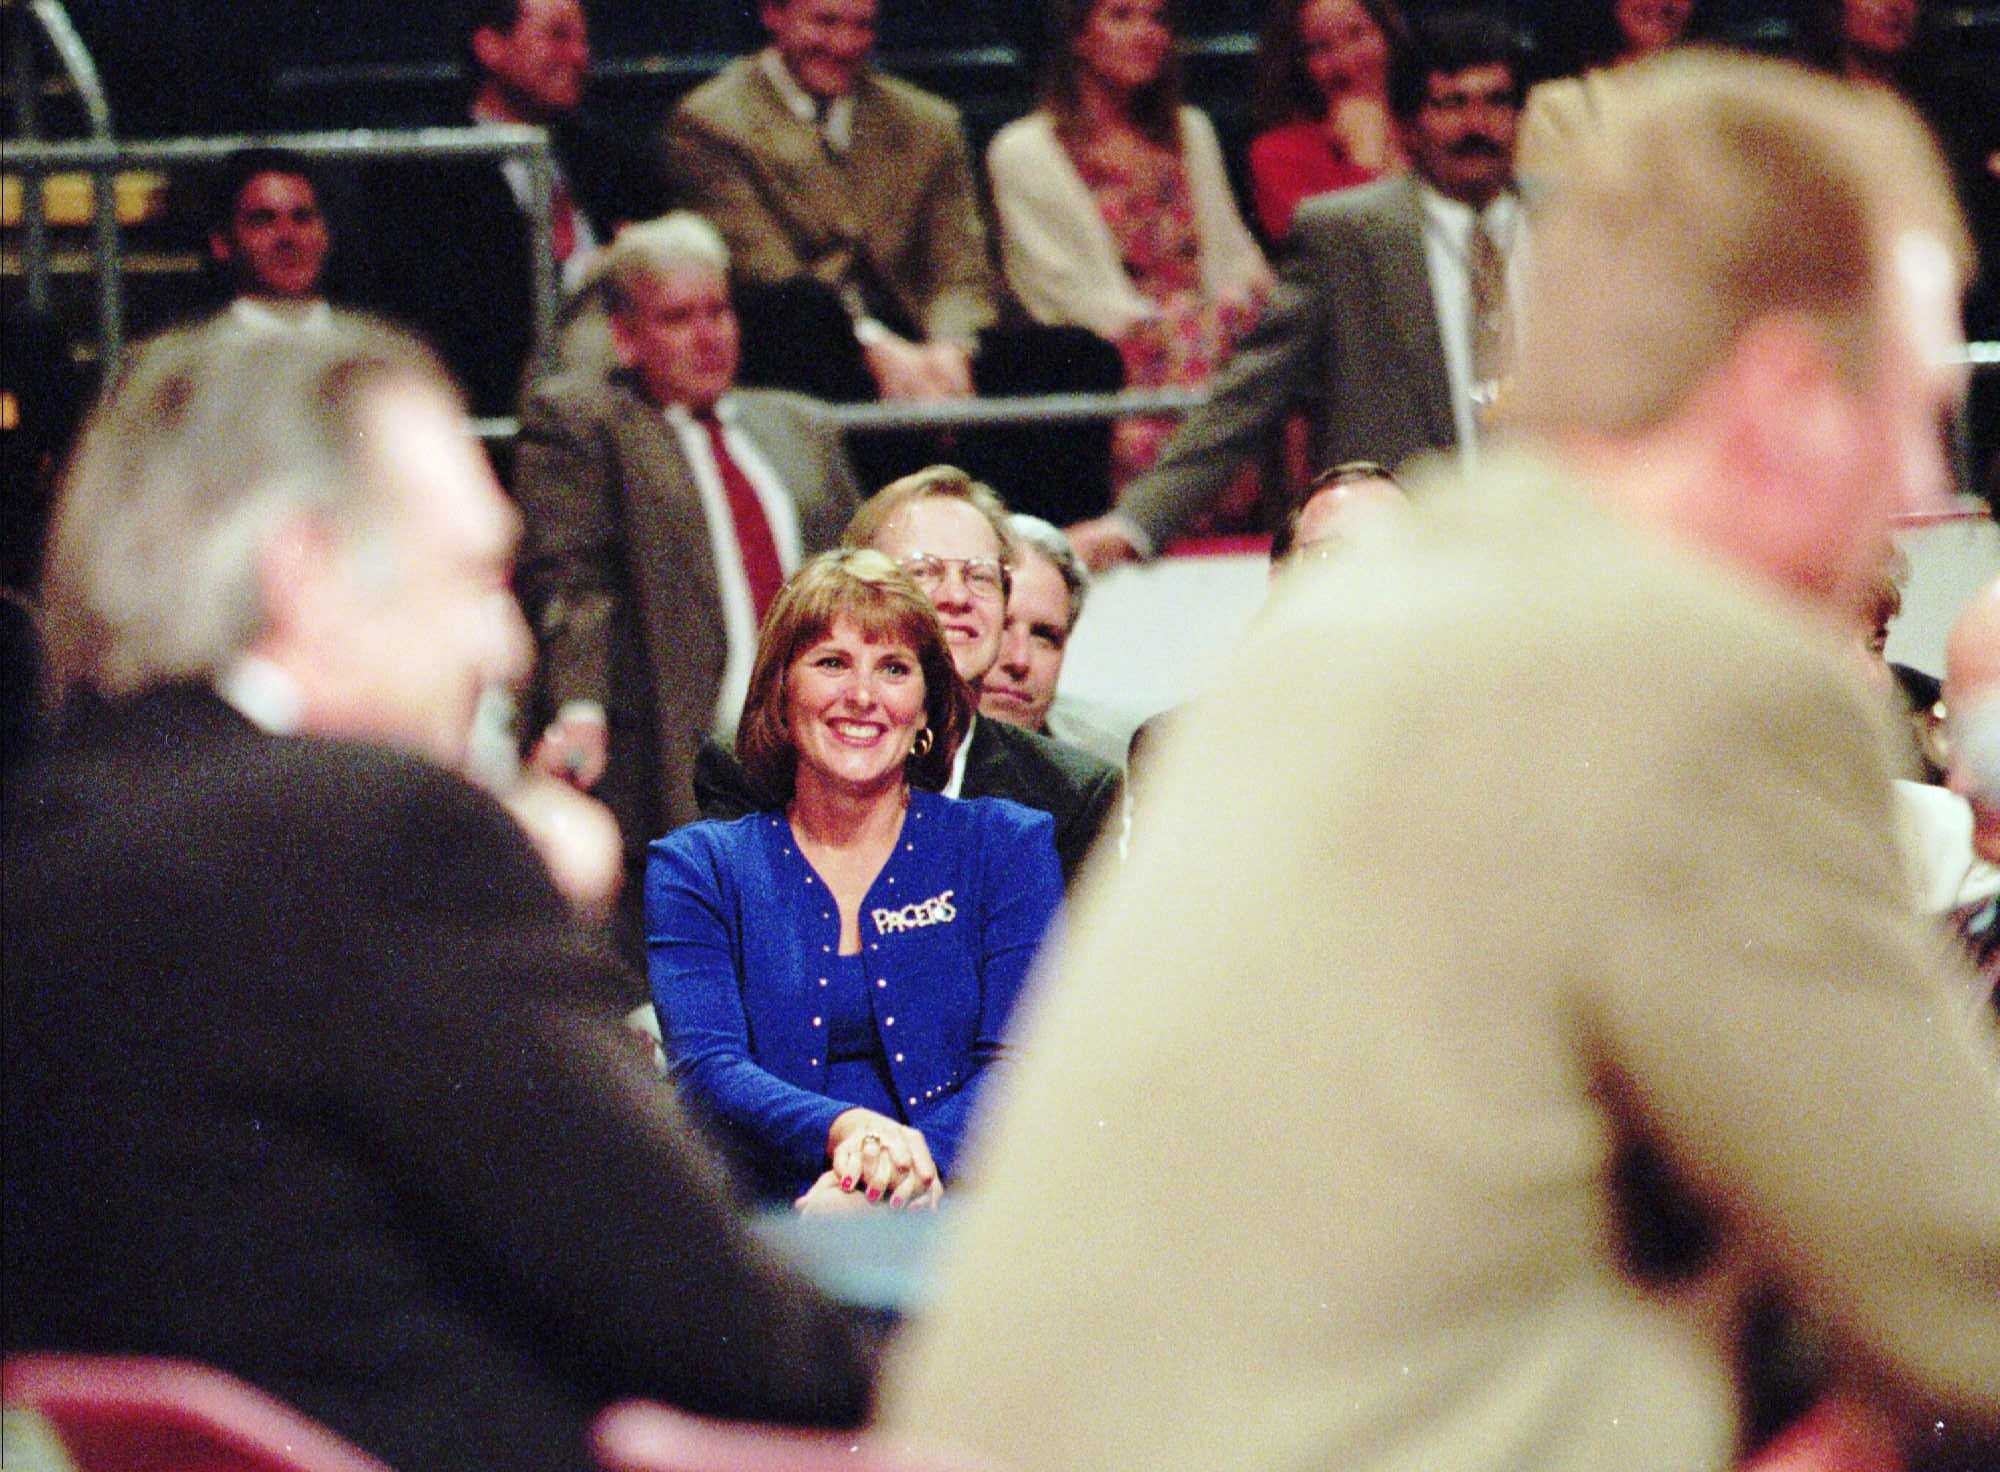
[696,465,1123,887]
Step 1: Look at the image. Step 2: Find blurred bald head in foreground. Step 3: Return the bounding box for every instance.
[1507,49,1971,612]
[882,51,2000,1472]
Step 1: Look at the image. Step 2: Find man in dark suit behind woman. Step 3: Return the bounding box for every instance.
[1,316,873,1471]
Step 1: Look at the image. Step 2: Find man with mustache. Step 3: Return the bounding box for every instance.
[1068,9,1529,570]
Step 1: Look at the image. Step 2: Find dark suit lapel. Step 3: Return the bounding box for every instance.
[959,717,1013,802]
[1370,179,1457,448]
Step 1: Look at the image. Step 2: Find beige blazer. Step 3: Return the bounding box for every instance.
[985,106,1269,341]
[881,453,2000,1472]
[662,57,999,345]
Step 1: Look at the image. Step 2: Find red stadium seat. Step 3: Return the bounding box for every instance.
[1741,1395,1906,1472]
[2,1355,394,1472]
[592,1401,995,1472]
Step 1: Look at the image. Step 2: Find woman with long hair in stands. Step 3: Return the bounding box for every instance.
[987,0,1272,494]
[1245,0,1409,242]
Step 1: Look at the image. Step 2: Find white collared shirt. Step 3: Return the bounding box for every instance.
[227,298,334,334]
[759,49,854,152]
[1417,183,1525,465]
[665,395,807,736]
[944,713,975,798]
[473,100,601,291]
[216,654,304,735]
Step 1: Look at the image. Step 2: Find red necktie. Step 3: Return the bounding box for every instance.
[701,416,785,624]
[549,176,578,263]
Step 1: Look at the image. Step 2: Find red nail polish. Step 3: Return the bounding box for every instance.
[840,1177,853,1190]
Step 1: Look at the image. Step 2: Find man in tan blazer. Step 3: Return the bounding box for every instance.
[513,213,859,978]
[661,0,995,401]
[660,0,1122,524]
[881,52,2000,1472]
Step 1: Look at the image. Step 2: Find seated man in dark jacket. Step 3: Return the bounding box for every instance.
[2,316,872,1472]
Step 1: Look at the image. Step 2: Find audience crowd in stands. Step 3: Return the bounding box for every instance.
[5,4,2000,1470]
[512,211,862,970]
[661,0,1125,523]
[694,466,1125,891]
[1069,9,1529,569]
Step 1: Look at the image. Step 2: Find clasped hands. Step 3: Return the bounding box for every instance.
[863,333,974,402]
[795,1107,941,1214]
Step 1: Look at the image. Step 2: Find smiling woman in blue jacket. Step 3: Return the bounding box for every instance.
[647,548,1063,1209]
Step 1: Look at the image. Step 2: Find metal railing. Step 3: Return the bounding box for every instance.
[14,0,116,342]
[6,126,564,380]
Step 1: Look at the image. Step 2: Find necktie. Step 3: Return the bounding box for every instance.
[701,416,785,625]
[549,175,578,263]
[815,98,847,157]
[1468,214,1511,392]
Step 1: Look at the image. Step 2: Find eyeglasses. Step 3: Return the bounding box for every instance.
[898,553,1008,602]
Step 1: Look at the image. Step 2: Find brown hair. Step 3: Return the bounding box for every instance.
[1510,47,1970,438]
[735,548,975,805]
[1250,0,1410,131]
[1038,0,1184,149]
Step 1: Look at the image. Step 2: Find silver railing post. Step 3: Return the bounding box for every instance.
[5,126,555,379]
[28,0,121,370]
[8,4,52,312]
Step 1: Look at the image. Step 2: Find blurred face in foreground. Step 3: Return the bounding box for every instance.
[1807,233,1966,610]
[298,382,531,770]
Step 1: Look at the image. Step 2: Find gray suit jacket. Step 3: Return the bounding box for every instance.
[512,375,860,854]
[661,57,999,344]
[1119,174,1457,550]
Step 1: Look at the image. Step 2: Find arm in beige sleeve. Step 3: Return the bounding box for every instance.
[1178,107,1272,302]
[912,123,1001,347]
[1586,654,2000,1430]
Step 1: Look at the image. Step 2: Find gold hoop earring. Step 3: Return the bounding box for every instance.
[911,727,935,758]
